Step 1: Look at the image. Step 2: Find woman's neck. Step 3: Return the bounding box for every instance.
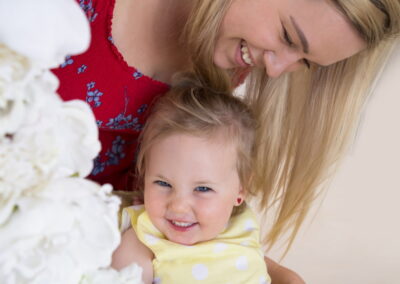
[112,0,194,83]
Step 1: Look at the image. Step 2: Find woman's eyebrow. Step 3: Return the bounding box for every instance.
[290,16,309,54]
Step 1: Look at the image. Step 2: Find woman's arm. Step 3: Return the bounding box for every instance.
[264,256,306,284]
[112,228,154,284]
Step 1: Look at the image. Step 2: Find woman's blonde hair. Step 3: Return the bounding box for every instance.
[183,0,400,253]
[136,75,257,215]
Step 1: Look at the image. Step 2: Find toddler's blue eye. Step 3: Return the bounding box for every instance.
[155,180,171,187]
[195,186,212,192]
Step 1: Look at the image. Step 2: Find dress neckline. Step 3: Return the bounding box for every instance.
[106,0,169,88]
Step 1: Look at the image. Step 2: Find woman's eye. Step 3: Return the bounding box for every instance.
[195,186,213,193]
[283,26,293,46]
[154,180,171,187]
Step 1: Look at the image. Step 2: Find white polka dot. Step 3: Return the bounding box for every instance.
[214,242,228,253]
[244,219,256,231]
[235,256,248,270]
[192,263,208,280]
[259,275,269,284]
[144,234,159,245]
[153,277,162,284]
[240,241,249,246]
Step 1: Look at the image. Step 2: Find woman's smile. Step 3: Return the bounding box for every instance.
[236,40,255,67]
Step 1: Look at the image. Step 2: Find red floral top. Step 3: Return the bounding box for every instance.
[52,0,169,191]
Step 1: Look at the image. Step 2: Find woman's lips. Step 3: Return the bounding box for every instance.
[235,40,254,67]
[235,40,249,67]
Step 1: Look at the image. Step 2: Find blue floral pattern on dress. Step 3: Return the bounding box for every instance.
[92,156,105,176]
[137,104,147,114]
[60,56,73,68]
[105,114,142,130]
[86,81,103,108]
[79,0,98,23]
[133,71,143,80]
[107,136,126,165]
[90,103,149,176]
[77,64,87,74]
[91,136,127,176]
[104,103,147,130]
[87,82,95,89]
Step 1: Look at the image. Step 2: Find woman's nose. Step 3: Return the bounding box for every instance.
[263,50,302,78]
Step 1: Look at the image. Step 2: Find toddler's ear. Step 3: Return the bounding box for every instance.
[235,188,246,206]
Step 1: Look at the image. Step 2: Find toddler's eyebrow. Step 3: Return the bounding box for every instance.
[155,174,168,180]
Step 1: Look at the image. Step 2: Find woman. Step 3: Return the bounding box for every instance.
[53,0,400,282]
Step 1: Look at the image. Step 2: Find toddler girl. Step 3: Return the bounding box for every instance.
[112,76,270,284]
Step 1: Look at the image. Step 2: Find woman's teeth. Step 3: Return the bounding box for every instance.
[172,220,194,227]
[241,41,254,66]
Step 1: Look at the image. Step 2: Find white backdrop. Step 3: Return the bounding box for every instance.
[268,43,400,284]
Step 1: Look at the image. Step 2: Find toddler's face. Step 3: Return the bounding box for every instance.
[144,133,244,245]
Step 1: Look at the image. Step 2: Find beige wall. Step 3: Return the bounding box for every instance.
[268,44,400,283]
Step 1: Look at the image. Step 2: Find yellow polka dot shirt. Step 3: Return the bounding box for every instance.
[121,205,271,284]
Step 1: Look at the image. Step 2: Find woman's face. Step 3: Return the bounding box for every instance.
[214,0,367,77]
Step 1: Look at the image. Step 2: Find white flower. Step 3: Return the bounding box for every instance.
[9,90,101,180]
[0,43,64,138]
[0,2,143,284]
[16,70,101,179]
[0,45,33,136]
[0,178,121,284]
[0,0,90,69]
[0,71,100,224]
[0,135,45,225]
[53,99,101,178]
[81,265,144,284]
